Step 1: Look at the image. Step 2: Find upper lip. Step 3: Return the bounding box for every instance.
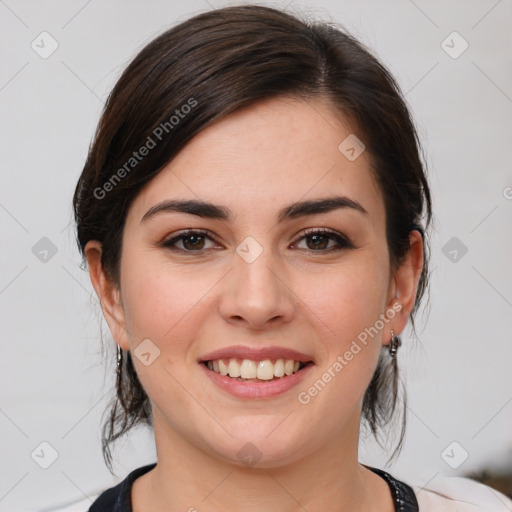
[199,345,314,364]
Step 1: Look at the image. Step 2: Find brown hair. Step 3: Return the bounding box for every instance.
[73,4,432,475]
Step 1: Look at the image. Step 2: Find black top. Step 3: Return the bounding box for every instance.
[88,462,419,511]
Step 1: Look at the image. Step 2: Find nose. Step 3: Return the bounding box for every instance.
[218,243,295,331]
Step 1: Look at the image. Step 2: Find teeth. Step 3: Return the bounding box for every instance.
[206,357,307,380]
[257,359,274,380]
[240,359,257,379]
[274,359,285,377]
[228,359,241,378]
[218,359,228,375]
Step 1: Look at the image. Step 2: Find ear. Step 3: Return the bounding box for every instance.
[85,240,131,351]
[384,230,424,342]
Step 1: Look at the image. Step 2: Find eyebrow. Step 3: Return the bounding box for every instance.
[140,195,368,224]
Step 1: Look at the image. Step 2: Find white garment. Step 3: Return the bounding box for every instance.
[412,475,512,511]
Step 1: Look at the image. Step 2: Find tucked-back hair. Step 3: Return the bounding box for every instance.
[73,4,431,474]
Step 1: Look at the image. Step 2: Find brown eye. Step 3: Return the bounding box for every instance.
[295,229,352,252]
[162,230,217,252]
[305,233,330,250]
[181,233,206,250]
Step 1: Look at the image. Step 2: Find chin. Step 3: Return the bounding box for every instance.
[205,424,311,470]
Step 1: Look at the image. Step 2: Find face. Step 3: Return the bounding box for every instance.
[88,96,418,469]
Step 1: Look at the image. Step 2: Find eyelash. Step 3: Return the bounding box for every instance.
[160,228,353,254]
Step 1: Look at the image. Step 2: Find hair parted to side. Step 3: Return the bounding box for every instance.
[73,4,432,475]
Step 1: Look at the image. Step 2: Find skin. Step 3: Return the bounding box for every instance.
[86,95,423,512]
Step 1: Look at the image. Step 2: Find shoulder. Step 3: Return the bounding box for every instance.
[50,463,157,512]
[88,463,157,512]
[411,474,512,511]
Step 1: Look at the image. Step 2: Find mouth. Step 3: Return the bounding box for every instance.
[198,345,315,398]
[202,358,314,382]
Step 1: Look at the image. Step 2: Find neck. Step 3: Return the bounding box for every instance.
[132,408,393,512]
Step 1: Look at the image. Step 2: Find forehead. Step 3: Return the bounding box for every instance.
[127,96,384,226]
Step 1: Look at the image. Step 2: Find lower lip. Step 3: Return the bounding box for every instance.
[199,362,314,399]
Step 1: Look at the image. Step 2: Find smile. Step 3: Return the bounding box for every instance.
[200,359,314,400]
[204,358,311,381]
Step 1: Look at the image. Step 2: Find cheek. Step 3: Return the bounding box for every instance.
[119,253,207,349]
[295,253,390,404]
[118,259,213,402]
[300,256,390,341]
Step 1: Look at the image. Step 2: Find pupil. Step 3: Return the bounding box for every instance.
[185,234,203,249]
[309,234,327,250]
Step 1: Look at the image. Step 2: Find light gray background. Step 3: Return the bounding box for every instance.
[1,1,511,511]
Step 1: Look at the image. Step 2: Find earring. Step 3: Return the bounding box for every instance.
[115,344,126,406]
[389,330,401,357]
[116,343,122,373]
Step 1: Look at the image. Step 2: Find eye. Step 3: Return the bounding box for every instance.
[160,228,353,254]
[293,228,353,252]
[161,229,219,252]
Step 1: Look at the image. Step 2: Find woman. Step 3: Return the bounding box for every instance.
[73,4,512,511]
